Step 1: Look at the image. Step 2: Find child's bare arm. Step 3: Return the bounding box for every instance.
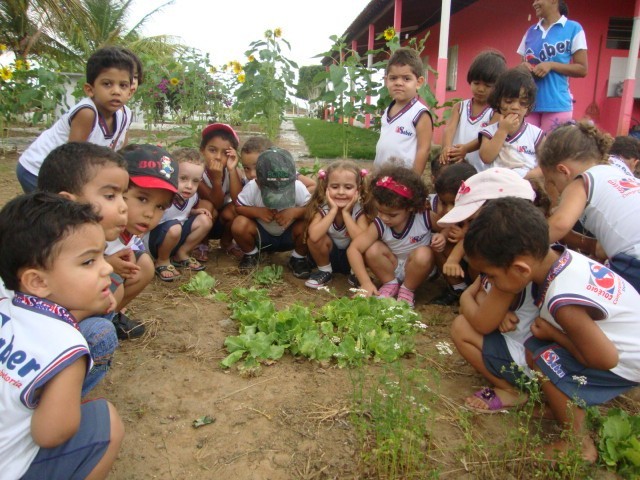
[443,241,466,277]
[450,137,480,162]
[479,131,506,165]
[31,357,86,448]
[440,102,461,163]
[235,205,274,223]
[347,223,379,296]
[68,109,96,142]
[297,174,316,192]
[413,113,433,176]
[547,179,588,244]
[307,210,336,244]
[105,249,140,278]
[227,155,243,202]
[532,306,619,370]
[462,281,515,334]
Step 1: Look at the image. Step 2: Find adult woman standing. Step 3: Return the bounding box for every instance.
[517,0,588,132]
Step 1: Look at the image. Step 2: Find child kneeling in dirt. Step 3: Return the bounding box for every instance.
[232,147,312,277]
[0,192,124,479]
[463,197,640,463]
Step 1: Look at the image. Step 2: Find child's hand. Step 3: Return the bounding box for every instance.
[106,249,140,279]
[257,207,275,223]
[443,260,464,278]
[192,208,212,218]
[439,147,451,165]
[530,317,559,341]
[431,232,446,252]
[343,194,358,214]
[447,223,467,243]
[326,190,339,211]
[274,209,295,227]
[499,311,519,333]
[448,144,466,163]
[207,156,226,179]
[498,113,520,135]
[358,280,378,298]
[226,148,239,171]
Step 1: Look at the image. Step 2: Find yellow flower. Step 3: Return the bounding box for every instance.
[14,59,29,70]
[232,61,242,74]
[274,28,282,38]
[237,73,246,83]
[0,44,7,53]
[209,66,217,74]
[169,77,179,86]
[0,66,12,82]
[383,27,395,41]
[247,55,255,63]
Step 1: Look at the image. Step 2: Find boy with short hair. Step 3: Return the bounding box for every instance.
[609,135,640,177]
[232,147,312,277]
[374,47,433,176]
[38,141,128,393]
[0,192,124,479]
[17,46,135,193]
[107,144,178,331]
[148,147,213,281]
[463,197,640,463]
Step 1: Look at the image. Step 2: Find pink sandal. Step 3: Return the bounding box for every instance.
[396,285,415,308]
[377,282,400,299]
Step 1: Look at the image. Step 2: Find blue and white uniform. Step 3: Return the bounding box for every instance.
[374,210,432,281]
[479,122,544,177]
[202,169,232,206]
[374,97,432,170]
[19,97,131,176]
[517,15,587,113]
[160,193,199,225]
[318,202,365,249]
[105,230,145,256]
[453,99,494,172]
[609,155,635,178]
[0,293,91,479]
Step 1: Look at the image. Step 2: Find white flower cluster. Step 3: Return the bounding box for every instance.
[435,341,453,356]
[572,375,587,386]
[348,287,368,298]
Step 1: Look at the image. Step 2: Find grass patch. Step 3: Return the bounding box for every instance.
[292,118,378,160]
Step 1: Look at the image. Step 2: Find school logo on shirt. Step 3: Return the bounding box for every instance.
[395,126,413,138]
[540,349,565,378]
[607,177,640,197]
[410,234,427,244]
[525,39,571,63]
[517,145,536,155]
[586,262,616,300]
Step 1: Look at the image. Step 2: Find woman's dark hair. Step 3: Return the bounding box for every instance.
[488,66,537,114]
[559,0,569,16]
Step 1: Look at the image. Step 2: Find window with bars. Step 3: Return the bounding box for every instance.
[607,17,633,50]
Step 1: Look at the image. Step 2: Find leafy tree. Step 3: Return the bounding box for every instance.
[296,65,325,101]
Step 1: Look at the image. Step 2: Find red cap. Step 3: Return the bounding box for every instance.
[201,123,239,145]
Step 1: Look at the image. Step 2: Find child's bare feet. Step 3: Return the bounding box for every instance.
[465,387,528,413]
[537,436,598,465]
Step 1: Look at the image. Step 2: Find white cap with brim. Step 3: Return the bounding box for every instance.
[437,168,536,226]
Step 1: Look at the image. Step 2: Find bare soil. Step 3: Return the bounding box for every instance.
[1,128,638,480]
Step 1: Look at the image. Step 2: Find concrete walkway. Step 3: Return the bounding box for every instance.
[277,117,310,161]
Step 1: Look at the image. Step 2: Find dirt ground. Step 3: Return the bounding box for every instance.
[1,127,638,480]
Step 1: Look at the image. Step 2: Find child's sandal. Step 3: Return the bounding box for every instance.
[171,257,206,271]
[155,264,181,282]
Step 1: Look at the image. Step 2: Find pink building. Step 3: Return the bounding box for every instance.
[342,0,640,136]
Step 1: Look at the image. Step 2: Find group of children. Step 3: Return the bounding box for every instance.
[1,41,640,477]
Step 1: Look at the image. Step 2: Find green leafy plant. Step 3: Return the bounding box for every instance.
[596,408,640,477]
[253,265,283,286]
[220,287,426,370]
[180,271,217,297]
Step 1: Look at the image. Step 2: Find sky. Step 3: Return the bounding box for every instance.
[128,0,373,68]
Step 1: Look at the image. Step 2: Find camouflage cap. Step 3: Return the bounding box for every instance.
[256,147,296,209]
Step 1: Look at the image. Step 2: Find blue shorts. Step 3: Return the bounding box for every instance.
[21,399,111,480]
[482,331,528,387]
[78,317,118,397]
[257,223,294,252]
[525,337,639,406]
[210,214,225,240]
[329,244,351,274]
[16,163,38,193]
[148,217,197,258]
[608,252,640,294]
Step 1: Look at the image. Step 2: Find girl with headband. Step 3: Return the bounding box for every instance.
[347,165,445,307]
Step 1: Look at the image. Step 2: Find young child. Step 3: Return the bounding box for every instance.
[479,67,544,179]
[148,148,213,281]
[429,162,478,305]
[232,147,312,277]
[0,192,124,479]
[106,144,178,337]
[609,135,640,177]
[303,160,371,289]
[440,50,507,172]
[347,166,445,307]
[17,46,135,193]
[374,47,433,176]
[195,123,241,261]
[463,197,640,462]
[118,46,144,100]
[540,121,640,292]
[37,142,128,394]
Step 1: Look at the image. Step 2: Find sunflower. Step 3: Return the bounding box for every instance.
[274,28,282,38]
[383,27,395,41]
[15,59,29,70]
[169,77,180,86]
[247,55,255,63]
[237,73,246,83]
[232,61,242,74]
[0,44,7,53]
[209,66,217,74]
[0,66,12,82]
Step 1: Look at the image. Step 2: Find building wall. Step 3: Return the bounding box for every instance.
[417,0,637,134]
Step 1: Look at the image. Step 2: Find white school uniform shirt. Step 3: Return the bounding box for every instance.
[317,202,365,249]
[578,164,640,259]
[452,99,494,172]
[373,210,432,261]
[19,97,131,176]
[236,179,311,236]
[0,293,91,479]
[608,155,635,178]
[202,169,232,206]
[374,97,431,170]
[479,122,544,177]
[104,231,145,256]
[535,247,640,382]
[159,193,199,225]
[480,275,538,372]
